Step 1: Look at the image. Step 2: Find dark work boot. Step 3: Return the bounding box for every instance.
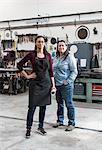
[25,129,31,138]
[36,128,47,136]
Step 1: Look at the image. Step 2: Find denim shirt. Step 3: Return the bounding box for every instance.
[53,54,78,86]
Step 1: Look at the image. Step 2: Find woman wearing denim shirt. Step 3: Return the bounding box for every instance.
[53,40,78,131]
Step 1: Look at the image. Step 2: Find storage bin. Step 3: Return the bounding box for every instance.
[92,84,102,96]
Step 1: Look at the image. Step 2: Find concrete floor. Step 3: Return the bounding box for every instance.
[0,91,102,150]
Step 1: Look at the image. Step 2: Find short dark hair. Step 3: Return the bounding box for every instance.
[57,40,66,44]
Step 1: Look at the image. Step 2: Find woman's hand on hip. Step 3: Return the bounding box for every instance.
[27,73,37,79]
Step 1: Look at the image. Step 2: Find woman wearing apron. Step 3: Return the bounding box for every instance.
[17,35,56,138]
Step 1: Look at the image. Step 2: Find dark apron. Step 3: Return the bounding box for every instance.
[29,57,51,107]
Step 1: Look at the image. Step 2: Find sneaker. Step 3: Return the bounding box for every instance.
[53,122,64,128]
[25,129,31,138]
[37,128,47,136]
[65,125,75,131]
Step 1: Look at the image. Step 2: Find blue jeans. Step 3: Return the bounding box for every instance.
[26,105,46,129]
[56,83,75,126]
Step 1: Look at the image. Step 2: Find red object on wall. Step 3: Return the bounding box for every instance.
[92,84,102,96]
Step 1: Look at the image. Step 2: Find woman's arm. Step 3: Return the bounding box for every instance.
[51,77,56,94]
[48,53,54,77]
[66,55,78,84]
[51,77,56,89]
[48,53,56,90]
[17,52,36,79]
[17,53,31,71]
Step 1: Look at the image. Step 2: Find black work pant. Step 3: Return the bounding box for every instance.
[26,105,46,129]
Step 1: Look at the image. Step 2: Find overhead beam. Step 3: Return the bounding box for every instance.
[0,19,102,30]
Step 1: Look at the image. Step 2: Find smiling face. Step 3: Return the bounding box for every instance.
[57,41,67,55]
